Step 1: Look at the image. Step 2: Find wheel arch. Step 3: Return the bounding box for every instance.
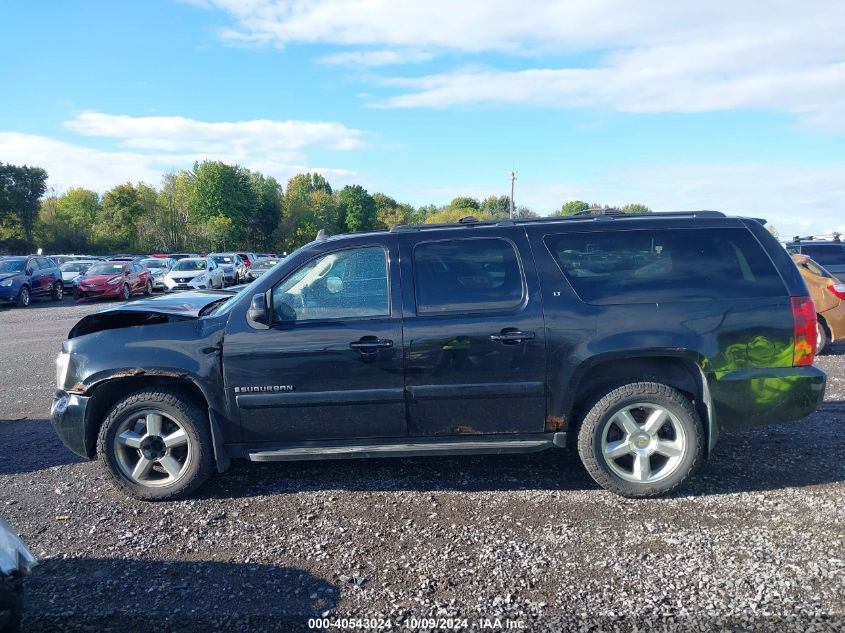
[568,352,717,455]
[81,375,226,464]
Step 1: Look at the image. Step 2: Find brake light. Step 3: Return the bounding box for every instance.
[790,296,817,366]
[827,283,845,300]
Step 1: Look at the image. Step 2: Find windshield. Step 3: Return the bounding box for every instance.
[86,263,126,276]
[172,259,207,271]
[140,258,167,269]
[211,255,234,264]
[256,260,278,270]
[0,259,25,274]
[60,262,93,273]
[802,245,845,266]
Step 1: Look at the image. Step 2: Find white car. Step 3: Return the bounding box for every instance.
[58,260,98,289]
[163,257,225,291]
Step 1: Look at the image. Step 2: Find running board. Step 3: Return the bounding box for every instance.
[245,434,565,462]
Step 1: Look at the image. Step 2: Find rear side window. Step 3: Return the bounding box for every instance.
[413,238,525,313]
[800,245,845,265]
[545,228,785,305]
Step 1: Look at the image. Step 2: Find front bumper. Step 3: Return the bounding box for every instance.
[0,286,19,303]
[709,366,827,433]
[75,284,122,300]
[50,390,93,458]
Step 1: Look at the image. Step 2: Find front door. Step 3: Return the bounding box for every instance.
[399,229,548,436]
[223,236,406,443]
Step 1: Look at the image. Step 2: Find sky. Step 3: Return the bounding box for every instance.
[1,0,843,237]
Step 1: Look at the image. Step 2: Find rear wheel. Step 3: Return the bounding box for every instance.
[577,382,704,498]
[16,286,30,308]
[97,388,215,501]
[817,319,828,355]
[52,281,63,301]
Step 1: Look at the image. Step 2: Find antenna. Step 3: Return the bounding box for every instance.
[508,169,517,219]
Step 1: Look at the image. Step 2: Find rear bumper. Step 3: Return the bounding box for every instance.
[709,366,826,433]
[50,390,93,458]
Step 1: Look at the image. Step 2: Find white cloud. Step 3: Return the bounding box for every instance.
[65,111,364,155]
[190,0,845,127]
[316,50,433,67]
[0,111,365,192]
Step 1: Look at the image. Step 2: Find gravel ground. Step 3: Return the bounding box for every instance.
[1,297,844,632]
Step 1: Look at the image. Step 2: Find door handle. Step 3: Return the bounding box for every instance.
[349,338,394,351]
[490,330,535,344]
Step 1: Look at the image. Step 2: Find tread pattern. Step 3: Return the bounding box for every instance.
[96,388,215,501]
[576,381,705,498]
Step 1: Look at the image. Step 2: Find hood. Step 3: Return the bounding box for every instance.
[0,273,21,283]
[168,269,205,279]
[79,274,122,285]
[68,290,231,338]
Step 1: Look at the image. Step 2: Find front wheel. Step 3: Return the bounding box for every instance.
[97,388,215,501]
[144,280,153,296]
[577,382,704,498]
[52,281,64,301]
[16,286,30,307]
[122,283,130,301]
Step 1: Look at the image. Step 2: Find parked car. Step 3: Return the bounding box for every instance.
[791,254,845,353]
[74,261,153,301]
[139,257,175,292]
[786,236,845,277]
[236,252,259,268]
[0,256,64,306]
[245,258,280,281]
[107,254,147,263]
[45,254,83,266]
[208,253,247,285]
[50,211,826,501]
[0,518,37,633]
[167,253,201,262]
[59,260,99,290]
[163,257,224,291]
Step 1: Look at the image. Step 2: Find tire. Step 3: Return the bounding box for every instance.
[0,575,23,633]
[52,281,63,301]
[15,286,30,308]
[577,382,704,498]
[96,388,215,501]
[233,273,240,286]
[816,319,828,355]
[144,280,153,296]
[122,283,130,301]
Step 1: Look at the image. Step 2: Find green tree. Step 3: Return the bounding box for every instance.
[514,206,538,219]
[337,185,376,233]
[423,207,494,224]
[556,200,590,216]
[156,171,192,251]
[189,161,254,246]
[248,172,283,249]
[94,183,145,252]
[54,188,100,252]
[0,162,48,252]
[372,193,414,229]
[479,195,511,219]
[621,203,651,214]
[449,196,480,211]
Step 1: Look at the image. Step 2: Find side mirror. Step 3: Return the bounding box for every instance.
[25,268,33,276]
[248,293,270,325]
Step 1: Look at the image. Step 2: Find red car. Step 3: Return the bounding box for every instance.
[74,261,153,302]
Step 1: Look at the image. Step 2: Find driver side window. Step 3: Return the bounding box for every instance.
[271,246,389,322]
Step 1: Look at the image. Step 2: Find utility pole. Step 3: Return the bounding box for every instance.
[509,170,517,218]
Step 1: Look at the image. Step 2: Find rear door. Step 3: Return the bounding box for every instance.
[399,228,547,436]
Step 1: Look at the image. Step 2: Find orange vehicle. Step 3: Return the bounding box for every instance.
[792,253,845,352]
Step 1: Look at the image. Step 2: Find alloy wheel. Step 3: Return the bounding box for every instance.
[114,411,192,487]
[54,283,63,300]
[599,403,687,483]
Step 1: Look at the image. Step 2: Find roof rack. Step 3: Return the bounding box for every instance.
[791,233,841,243]
[390,210,727,232]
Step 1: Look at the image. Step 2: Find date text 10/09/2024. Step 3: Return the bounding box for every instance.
[307,617,527,630]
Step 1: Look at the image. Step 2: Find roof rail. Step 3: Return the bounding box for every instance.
[791,233,841,243]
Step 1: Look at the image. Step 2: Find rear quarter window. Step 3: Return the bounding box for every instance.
[545,227,785,305]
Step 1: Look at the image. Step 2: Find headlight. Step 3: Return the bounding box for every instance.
[0,279,13,287]
[193,274,207,283]
[106,277,122,285]
[56,352,70,389]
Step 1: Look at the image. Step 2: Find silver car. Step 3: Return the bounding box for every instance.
[208,253,247,285]
[139,257,175,291]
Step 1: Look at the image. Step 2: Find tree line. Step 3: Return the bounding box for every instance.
[0,160,650,255]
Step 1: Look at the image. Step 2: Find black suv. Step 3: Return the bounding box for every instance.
[785,236,845,277]
[50,212,826,500]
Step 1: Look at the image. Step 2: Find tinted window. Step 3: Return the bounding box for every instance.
[272,246,389,322]
[413,238,524,313]
[800,245,845,265]
[545,228,785,305]
[0,259,25,273]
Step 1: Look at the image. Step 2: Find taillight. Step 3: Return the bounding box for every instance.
[791,296,817,366]
[827,283,845,300]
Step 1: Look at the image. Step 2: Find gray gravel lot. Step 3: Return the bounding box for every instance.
[1,298,844,632]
